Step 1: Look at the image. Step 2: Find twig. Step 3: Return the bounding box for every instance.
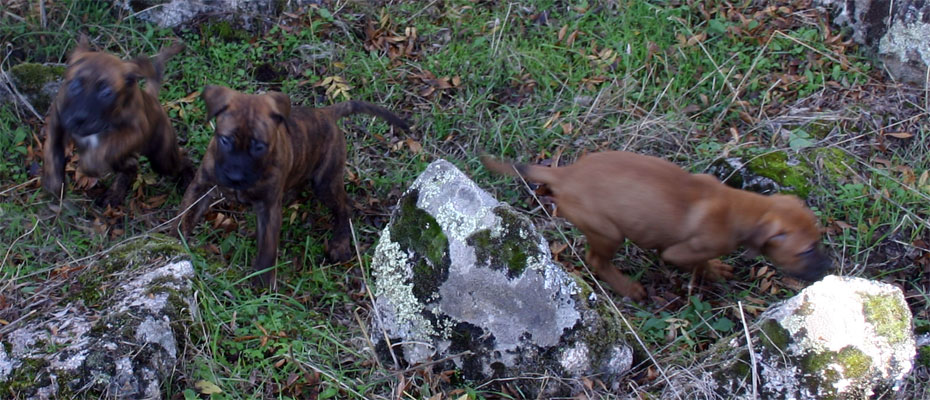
[738,301,758,400]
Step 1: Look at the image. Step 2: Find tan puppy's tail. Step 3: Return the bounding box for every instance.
[132,40,185,97]
[480,155,558,185]
[326,101,410,131]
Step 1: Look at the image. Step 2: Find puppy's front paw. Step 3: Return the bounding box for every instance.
[326,239,352,263]
[95,190,125,208]
[704,259,735,281]
[624,282,647,301]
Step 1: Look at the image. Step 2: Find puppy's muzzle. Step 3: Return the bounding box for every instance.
[789,248,832,282]
[216,158,259,190]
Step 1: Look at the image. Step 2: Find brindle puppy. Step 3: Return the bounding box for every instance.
[42,37,193,207]
[177,85,409,286]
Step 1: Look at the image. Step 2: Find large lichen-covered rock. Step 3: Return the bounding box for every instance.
[370,159,632,396]
[113,0,319,29]
[815,0,930,85]
[1,63,65,112]
[0,236,196,399]
[704,275,916,399]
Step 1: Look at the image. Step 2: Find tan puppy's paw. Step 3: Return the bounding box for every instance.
[703,259,735,281]
[625,282,648,301]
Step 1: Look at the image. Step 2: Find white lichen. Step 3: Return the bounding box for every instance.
[879,10,930,64]
[371,228,436,339]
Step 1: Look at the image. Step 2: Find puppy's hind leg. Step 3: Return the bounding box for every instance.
[311,163,352,263]
[586,235,647,300]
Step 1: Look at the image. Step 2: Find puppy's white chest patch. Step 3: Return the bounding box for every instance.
[74,133,101,150]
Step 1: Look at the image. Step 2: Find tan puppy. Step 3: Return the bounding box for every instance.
[176,85,409,286]
[43,37,193,207]
[482,151,831,300]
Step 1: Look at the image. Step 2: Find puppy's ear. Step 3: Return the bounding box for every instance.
[202,85,237,119]
[265,91,291,123]
[748,212,785,255]
[69,34,92,62]
[126,57,156,86]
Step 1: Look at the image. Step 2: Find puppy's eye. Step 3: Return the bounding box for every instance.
[217,135,233,148]
[96,82,113,99]
[250,139,267,155]
[68,79,83,95]
[797,247,816,257]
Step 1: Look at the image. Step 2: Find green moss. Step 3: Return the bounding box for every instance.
[745,151,813,198]
[9,63,64,92]
[69,235,186,305]
[836,346,871,378]
[799,345,873,398]
[391,190,449,302]
[808,147,854,182]
[862,294,910,344]
[759,319,790,352]
[0,357,50,395]
[200,21,249,42]
[466,206,540,278]
[917,346,930,368]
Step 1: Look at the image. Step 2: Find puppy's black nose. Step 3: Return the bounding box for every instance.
[65,111,88,131]
[224,168,244,183]
[794,249,832,281]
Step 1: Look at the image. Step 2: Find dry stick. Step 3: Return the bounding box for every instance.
[491,2,512,57]
[508,166,684,400]
[0,177,39,197]
[153,185,218,233]
[738,301,759,400]
[349,219,401,370]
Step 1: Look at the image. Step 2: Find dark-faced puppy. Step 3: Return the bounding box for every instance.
[482,151,831,300]
[42,37,193,207]
[177,85,409,287]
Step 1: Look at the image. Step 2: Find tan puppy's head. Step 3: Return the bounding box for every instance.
[201,85,291,190]
[58,37,156,138]
[750,195,831,281]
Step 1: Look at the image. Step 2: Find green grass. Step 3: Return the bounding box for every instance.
[1,0,928,398]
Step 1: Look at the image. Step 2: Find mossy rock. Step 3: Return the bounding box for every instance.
[862,294,910,345]
[745,151,814,198]
[8,63,65,111]
[9,63,64,93]
[200,21,250,42]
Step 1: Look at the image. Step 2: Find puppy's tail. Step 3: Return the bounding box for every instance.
[326,101,410,131]
[133,40,185,97]
[480,155,558,185]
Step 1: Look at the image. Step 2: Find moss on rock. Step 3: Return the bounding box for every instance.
[760,319,790,352]
[391,190,450,303]
[466,206,541,278]
[862,294,910,344]
[746,151,813,198]
[200,21,249,42]
[9,63,64,93]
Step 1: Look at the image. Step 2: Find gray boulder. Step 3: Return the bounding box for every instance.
[670,275,916,399]
[0,237,196,399]
[369,159,632,396]
[815,0,930,84]
[113,0,321,29]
